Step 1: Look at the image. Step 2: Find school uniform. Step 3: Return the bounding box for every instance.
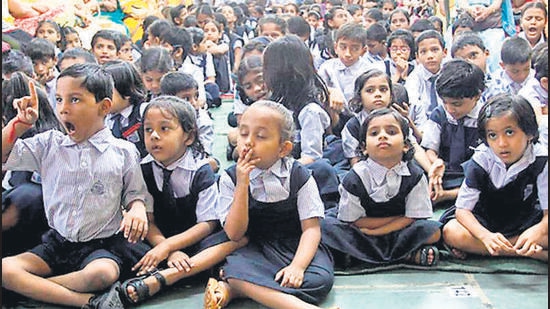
[197,108,214,156]
[4,127,152,277]
[421,103,483,189]
[404,64,442,128]
[140,149,218,239]
[179,58,207,104]
[518,77,548,113]
[487,68,536,96]
[321,158,441,265]
[385,58,416,85]
[440,143,548,237]
[107,103,148,158]
[216,158,334,304]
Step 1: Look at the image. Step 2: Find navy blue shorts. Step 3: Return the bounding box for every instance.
[30,229,151,279]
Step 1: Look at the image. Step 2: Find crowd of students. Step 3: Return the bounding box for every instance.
[1,0,548,308]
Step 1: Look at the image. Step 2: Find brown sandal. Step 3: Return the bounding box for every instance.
[203,278,230,309]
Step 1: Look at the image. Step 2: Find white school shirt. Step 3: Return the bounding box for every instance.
[216,157,325,226]
[337,158,433,222]
[179,58,207,103]
[518,77,548,112]
[4,127,153,242]
[197,108,214,155]
[141,149,218,223]
[456,143,548,211]
[404,64,442,129]
[296,103,331,160]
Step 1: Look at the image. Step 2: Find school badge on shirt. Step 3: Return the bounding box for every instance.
[91,180,106,195]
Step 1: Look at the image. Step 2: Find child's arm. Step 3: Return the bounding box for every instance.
[275,217,321,288]
[120,199,148,243]
[455,208,515,256]
[224,147,260,241]
[514,210,548,256]
[2,81,39,163]
[354,216,414,236]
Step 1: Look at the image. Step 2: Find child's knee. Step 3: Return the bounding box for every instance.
[81,260,120,289]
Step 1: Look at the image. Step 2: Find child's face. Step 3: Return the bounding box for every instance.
[55,76,110,143]
[64,32,82,50]
[221,6,237,23]
[241,69,269,101]
[92,37,118,65]
[366,39,386,57]
[197,13,213,28]
[36,24,60,45]
[176,88,200,110]
[32,57,56,81]
[334,37,366,67]
[501,61,531,84]
[390,12,409,32]
[364,113,408,168]
[520,7,546,43]
[143,107,194,167]
[203,22,221,43]
[441,95,479,121]
[416,38,446,74]
[118,41,134,62]
[484,111,532,167]
[389,38,411,62]
[328,9,349,29]
[237,106,292,170]
[360,75,392,112]
[362,16,377,29]
[352,10,363,24]
[283,4,298,15]
[259,22,284,40]
[382,3,395,15]
[453,44,489,73]
[307,15,320,29]
[142,70,165,95]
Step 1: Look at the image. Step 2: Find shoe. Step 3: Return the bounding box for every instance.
[203,278,230,309]
[82,282,124,309]
[405,245,440,266]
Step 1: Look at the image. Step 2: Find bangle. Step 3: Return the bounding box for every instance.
[8,117,33,143]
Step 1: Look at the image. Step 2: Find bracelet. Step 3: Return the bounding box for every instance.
[8,117,33,143]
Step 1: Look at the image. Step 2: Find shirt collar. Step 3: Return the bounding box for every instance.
[59,126,113,152]
[366,158,411,186]
[110,105,133,121]
[250,157,291,180]
[419,64,437,82]
[141,148,197,171]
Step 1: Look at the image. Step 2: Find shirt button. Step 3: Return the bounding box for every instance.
[81,161,87,168]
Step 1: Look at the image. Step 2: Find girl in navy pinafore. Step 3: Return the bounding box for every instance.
[321,108,442,267]
[205,101,334,309]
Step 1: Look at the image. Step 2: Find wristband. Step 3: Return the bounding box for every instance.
[8,117,33,143]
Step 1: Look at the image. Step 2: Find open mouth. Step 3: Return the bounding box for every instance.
[64,121,76,134]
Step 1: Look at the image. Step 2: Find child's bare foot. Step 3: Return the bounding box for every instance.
[443,243,468,260]
[120,269,167,305]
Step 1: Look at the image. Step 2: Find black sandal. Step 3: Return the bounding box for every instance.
[406,245,440,266]
[120,268,167,305]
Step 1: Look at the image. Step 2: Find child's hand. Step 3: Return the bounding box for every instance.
[236,147,260,185]
[13,81,40,125]
[394,57,409,75]
[428,159,445,201]
[274,264,305,288]
[120,202,148,243]
[514,228,544,257]
[328,87,345,113]
[167,251,194,272]
[391,102,410,120]
[132,242,170,275]
[480,232,515,256]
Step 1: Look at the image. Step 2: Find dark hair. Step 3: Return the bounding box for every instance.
[35,19,61,42]
[143,95,207,158]
[57,47,97,69]
[2,49,34,78]
[57,63,114,103]
[451,13,475,35]
[336,23,368,45]
[187,27,205,46]
[241,36,272,60]
[365,8,384,21]
[160,71,198,95]
[103,60,146,106]
[436,59,485,99]
[359,108,414,161]
[147,19,172,40]
[347,4,362,15]
[170,4,188,24]
[183,15,198,28]
[24,38,56,61]
[287,16,311,38]
[391,83,409,107]
[2,72,64,134]
[323,6,346,31]
[258,15,287,34]
[428,16,444,33]
[307,10,321,20]
[196,3,215,19]
[263,34,329,113]
[386,29,415,61]
[478,94,539,145]
[410,19,436,34]
[237,55,263,105]
[139,47,174,74]
[501,37,532,65]
[91,29,122,52]
[450,31,486,58]
[366,22,388,42]
[349,69,392,113]
[533,45,548,81]
[389,8,410,25]
[520,1,547,19]
[60,26,81,51]
[415,29,445,50]
[159,25,193,60]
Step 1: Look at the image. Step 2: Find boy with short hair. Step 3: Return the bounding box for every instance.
[2,63,151,308]
[421,59,485,207]
[405,30,447,128]
[364,22,390,64]
[488,36,536,95]
[57,47,97,72]
[90,29,121,65]
[24,38,59,108]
